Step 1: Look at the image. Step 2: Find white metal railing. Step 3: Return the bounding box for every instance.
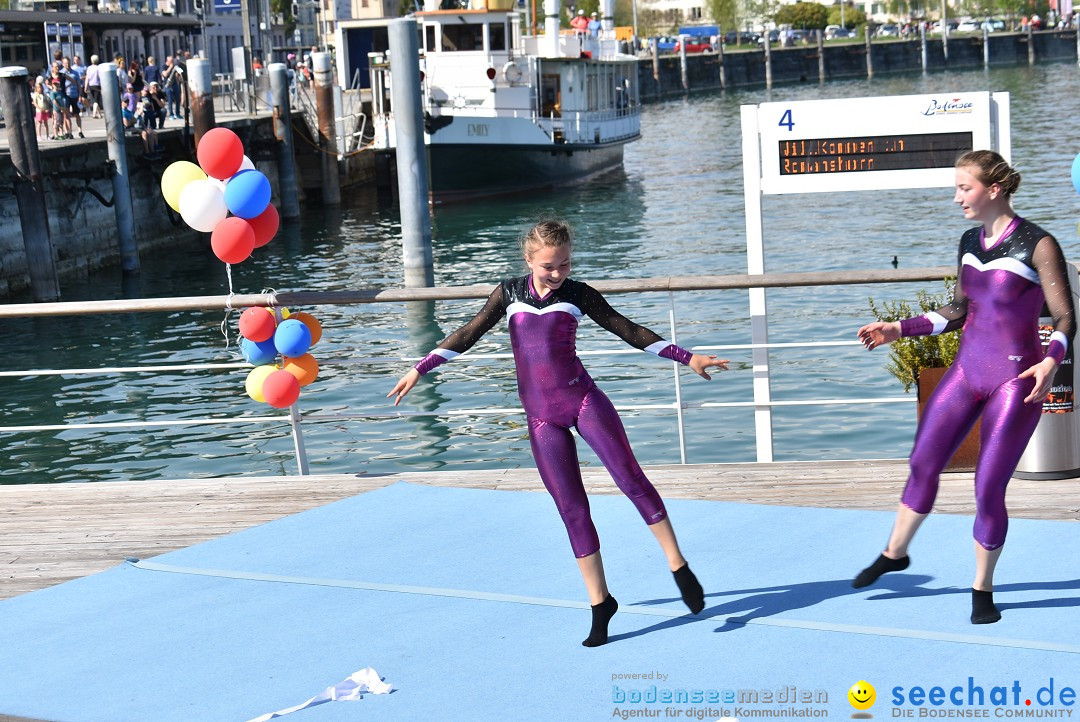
[0,267,954,475]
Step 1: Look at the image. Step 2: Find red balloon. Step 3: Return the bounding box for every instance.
[248,203,280,248]
[239,307,277,342]
[262,369,301,408]
[211,217,255,264]
[197,128,245,180]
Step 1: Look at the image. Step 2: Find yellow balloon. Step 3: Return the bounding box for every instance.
[245,364,278,403]
[161,161,208,213]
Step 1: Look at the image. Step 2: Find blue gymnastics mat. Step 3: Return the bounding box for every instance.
[1,482,1078,722]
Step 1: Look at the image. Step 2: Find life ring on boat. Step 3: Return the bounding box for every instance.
[502,61,523,84]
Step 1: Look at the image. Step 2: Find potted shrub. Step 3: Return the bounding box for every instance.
[868,278,979,470]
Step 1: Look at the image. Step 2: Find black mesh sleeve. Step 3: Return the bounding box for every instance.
[578,283,667,350]
[1032,234,1077,341]
[435,283,507,354]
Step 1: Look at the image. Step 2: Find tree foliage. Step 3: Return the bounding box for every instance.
[776,2,829,28]
[704,0,741,32]
[827,2,866,27]
[744,0,785,27]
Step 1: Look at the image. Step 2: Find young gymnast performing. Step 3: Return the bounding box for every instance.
[852,150,1075,624]
[388,219,729,646]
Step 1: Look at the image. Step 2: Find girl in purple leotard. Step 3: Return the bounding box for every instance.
[852,151,1075,624]
[388,219,729,646]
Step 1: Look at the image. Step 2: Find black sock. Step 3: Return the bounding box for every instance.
[971,589,1001,624]
[582,594,618,647]
[852,553,910,588]
[673,563,705,614]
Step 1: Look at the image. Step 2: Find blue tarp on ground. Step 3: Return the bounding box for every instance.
[1,482,1078,721]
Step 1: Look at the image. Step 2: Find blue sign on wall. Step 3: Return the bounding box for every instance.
[214,0,241,13]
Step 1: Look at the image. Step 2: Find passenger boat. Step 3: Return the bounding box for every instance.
[369,0,641,203]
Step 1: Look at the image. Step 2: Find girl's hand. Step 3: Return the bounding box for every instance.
[857,321,902,351]
[1019,357,1059,404]
[387,368,420,406]
[689,354,729,380]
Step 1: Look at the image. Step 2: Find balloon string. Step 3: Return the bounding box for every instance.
[220,262,237,349]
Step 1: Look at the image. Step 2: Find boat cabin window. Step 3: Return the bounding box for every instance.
[425,25,436,52]
[489,23,506,51]
[440,23,484,51]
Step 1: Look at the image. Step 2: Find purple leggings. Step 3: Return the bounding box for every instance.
[528,386,667,558]
[904,364,1042,550]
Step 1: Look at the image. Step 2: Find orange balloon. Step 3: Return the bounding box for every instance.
[282,353,319,387]
[290,312,322,346]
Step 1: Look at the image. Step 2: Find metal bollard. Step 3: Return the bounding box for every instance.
[312,51,341,206]
[0,66,60,300]
[268,62,301,220]
[99,62,138,274]
[187,58,215,146]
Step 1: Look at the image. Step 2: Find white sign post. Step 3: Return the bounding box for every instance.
[740,91,1010,462]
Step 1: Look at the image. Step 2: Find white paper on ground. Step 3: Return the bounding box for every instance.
[247,667,393,722]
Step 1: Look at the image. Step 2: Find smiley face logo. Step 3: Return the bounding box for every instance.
[848,680,876,711]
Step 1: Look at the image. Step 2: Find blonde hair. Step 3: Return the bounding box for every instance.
[521,219,573,259]
[956,150,1021,196]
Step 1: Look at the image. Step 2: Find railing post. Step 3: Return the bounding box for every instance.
[289,403,310,475]
[668,292,687,464]
[740,104,775,463]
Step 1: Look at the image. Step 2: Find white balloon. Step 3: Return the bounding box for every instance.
[178,179,229,233]
[239,155,256,172]
[208,177,228,193]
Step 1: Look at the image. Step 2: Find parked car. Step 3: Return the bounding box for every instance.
[982,18,1006,32]
[756,29,781,45]
[674,36,714,53]
[653,36,677,52]
[930,20,960,33]
[723,30,759,45]
[955,19,979,32]
[830,27,856,38]
[875,24,900,37]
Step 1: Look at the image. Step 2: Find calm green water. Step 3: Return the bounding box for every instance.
[3,63,1079,484]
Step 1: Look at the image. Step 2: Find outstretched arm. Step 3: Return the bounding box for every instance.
[579,284,729,379]
[861,252,968,351]
[387,284,506,405]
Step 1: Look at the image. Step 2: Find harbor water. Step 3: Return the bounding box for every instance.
[2,63,1079,485]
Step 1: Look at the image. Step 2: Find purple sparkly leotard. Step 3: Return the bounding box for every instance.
[414,274,693,557]
[898,218,1075,549]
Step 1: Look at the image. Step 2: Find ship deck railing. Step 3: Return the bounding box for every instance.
[0,267,959,476]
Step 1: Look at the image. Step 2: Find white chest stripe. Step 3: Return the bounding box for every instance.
[962,253,1040,284]
[507,301,583,320]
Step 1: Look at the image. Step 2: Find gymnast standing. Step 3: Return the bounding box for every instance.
[388,219,728,646]
[852,150,1075,624]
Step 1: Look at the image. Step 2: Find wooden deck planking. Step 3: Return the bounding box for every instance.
[2,460,1078,601]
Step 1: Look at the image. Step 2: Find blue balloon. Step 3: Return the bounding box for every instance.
[1072,152,1080,196]
[274,319,312,357]
[224,169,272,219]
[241,337,277,365]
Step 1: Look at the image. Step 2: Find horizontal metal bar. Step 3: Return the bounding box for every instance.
[0,362,251,378]
[0,340,874,379]
[0,266,957,318]
[0,416,289,433]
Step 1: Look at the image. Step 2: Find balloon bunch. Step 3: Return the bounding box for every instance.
[159,125,322,410]
[159,127,280,264]
[240,307,324,409]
